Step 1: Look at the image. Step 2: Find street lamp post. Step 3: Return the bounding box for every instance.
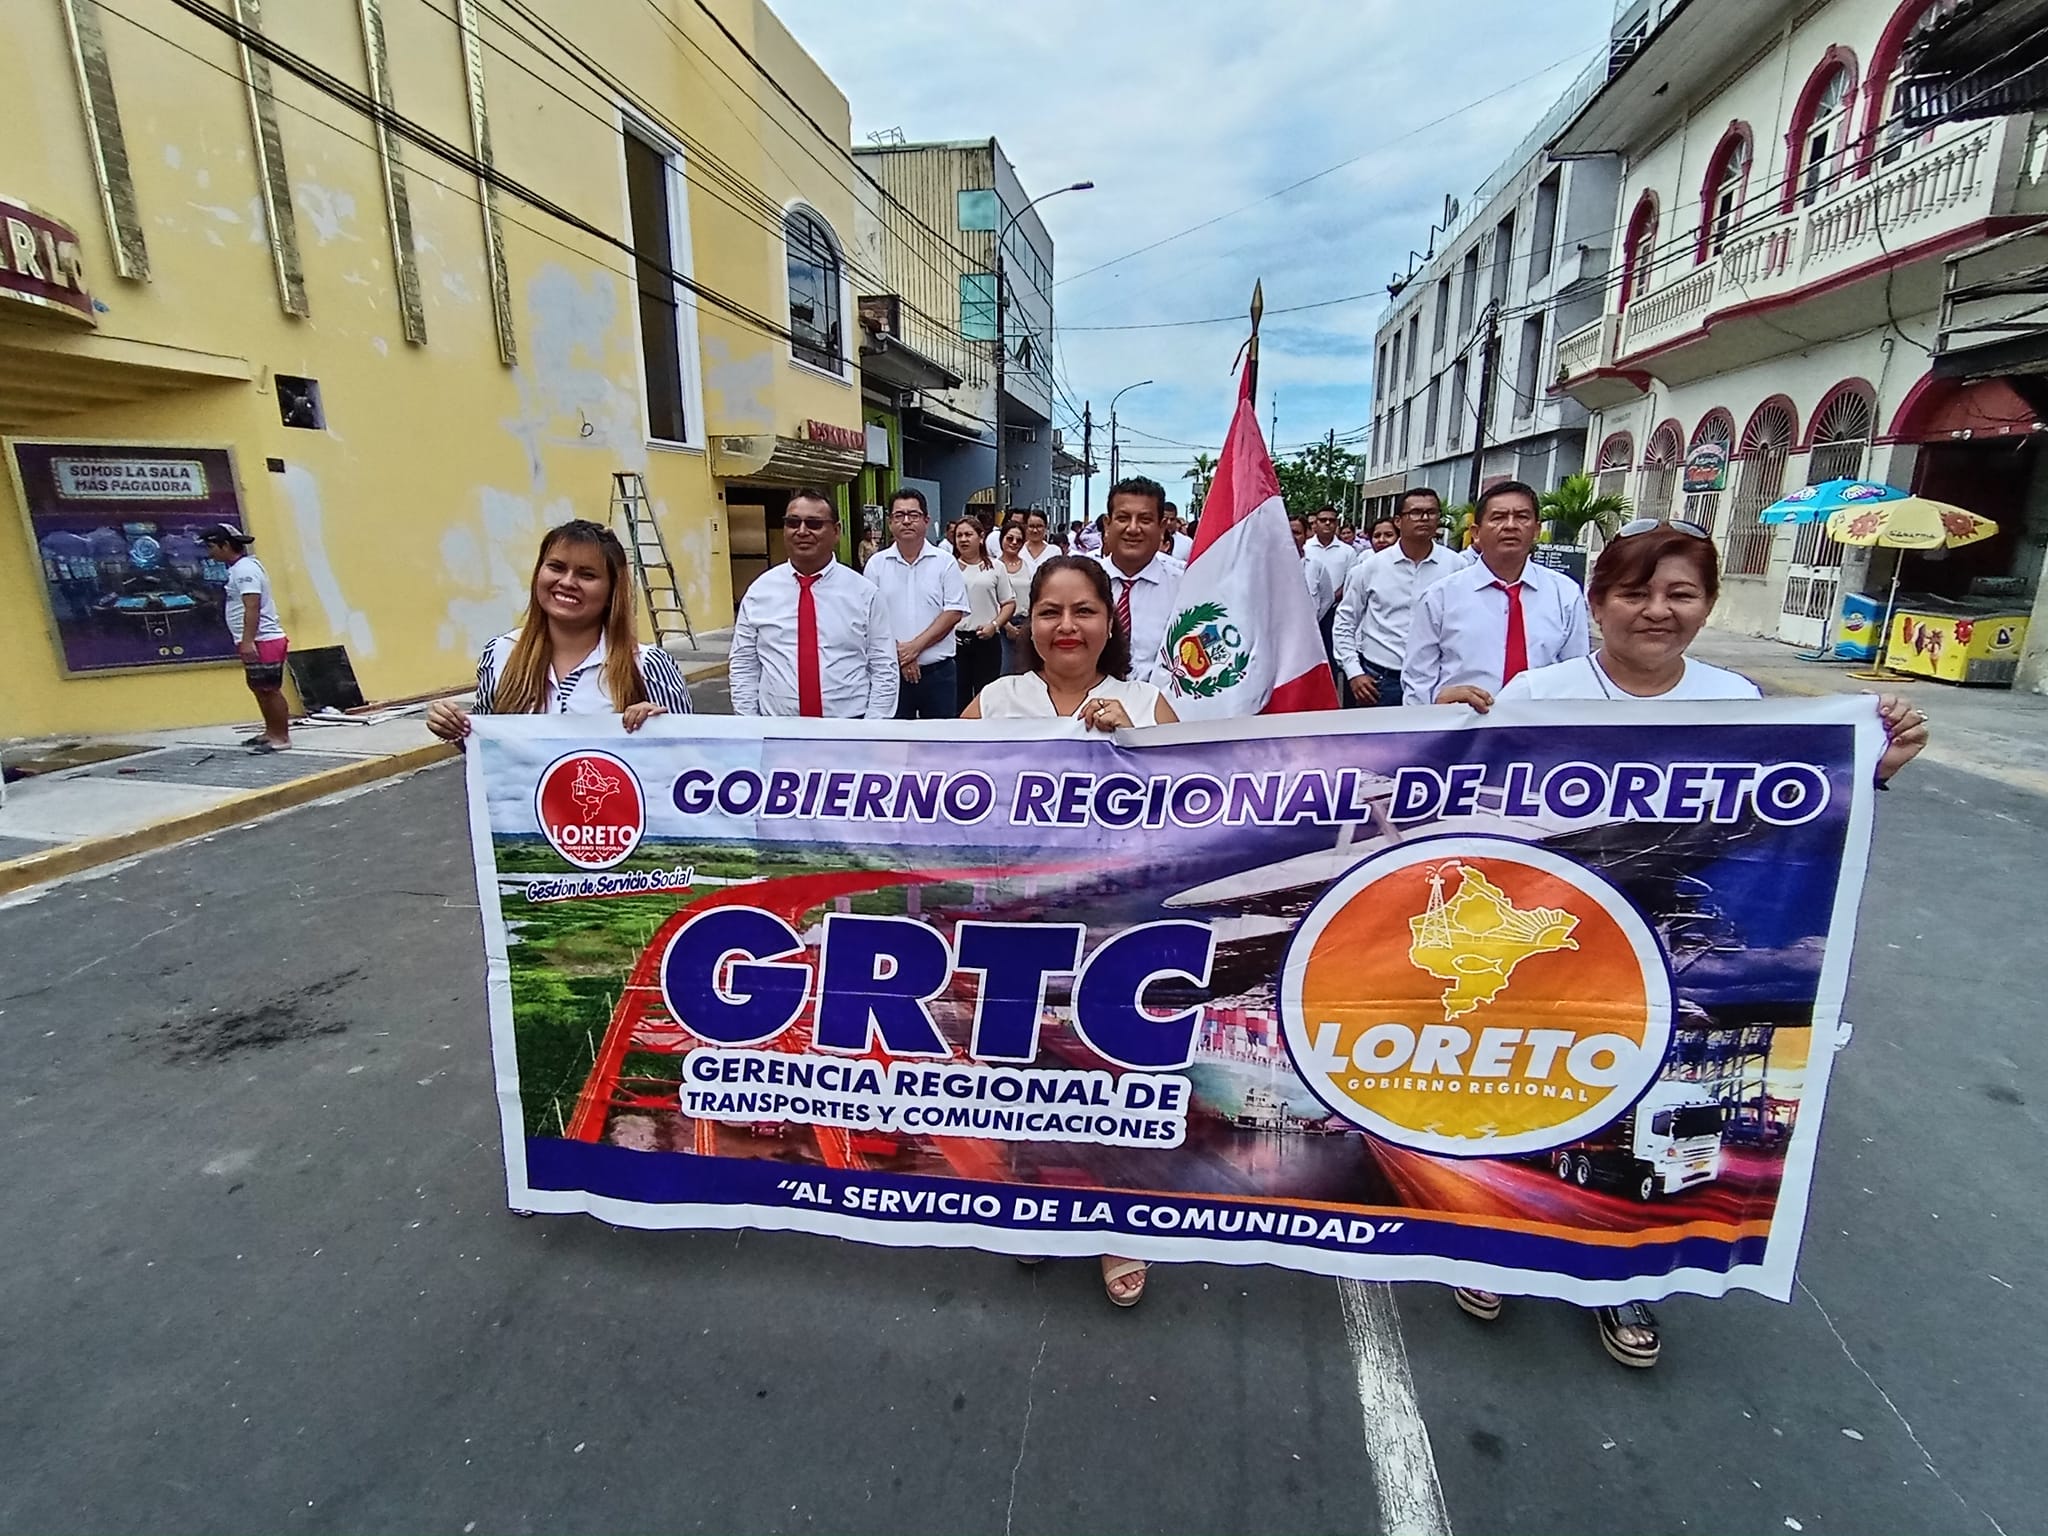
[994,180,1092,515]
[1106,378,1153,498]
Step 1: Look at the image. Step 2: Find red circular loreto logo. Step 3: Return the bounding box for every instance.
[535,750,645,870]
[1279,835,1674,1158]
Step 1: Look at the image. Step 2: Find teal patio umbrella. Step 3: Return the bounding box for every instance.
[1758,478,1908,525]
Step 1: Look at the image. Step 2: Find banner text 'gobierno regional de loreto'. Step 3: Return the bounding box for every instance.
[465,702,1880,1304]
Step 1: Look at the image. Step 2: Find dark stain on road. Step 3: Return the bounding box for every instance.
[1469,1427,1507,1461]
[1982,1083,2024,1106]
[144,968,364,1062]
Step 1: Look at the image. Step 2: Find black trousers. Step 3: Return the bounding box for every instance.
[955,632,1003,714]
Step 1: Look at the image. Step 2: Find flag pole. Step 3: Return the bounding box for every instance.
[1246,280,1264,410]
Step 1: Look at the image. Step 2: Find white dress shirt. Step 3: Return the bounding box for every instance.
[1074,523,1102,554]
[869,541,970,664]
[729,559,898,718]
[1300,550,1337,620]
[1018,541,1056,587]
[1331,542,1467,676]
[1090,552,1185,685]
[1169,531,1195,561]
[1301,536,1355,617]
[1402,554,1590,705]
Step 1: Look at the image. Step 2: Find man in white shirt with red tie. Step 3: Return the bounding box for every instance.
[729,489,898,718]
[1089,476,1184,685]
[1402,479,1589,707]
[868,488,969,719]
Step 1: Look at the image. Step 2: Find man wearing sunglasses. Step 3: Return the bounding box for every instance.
[868,488,970,719]
[1330,487,1465,707]
[1403,479,1589,707]
[729,490,899,718]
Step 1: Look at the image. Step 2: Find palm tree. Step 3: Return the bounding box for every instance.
[1539,473,1631,546]
[1442,501,1477,552]
[1184,452,1217,515]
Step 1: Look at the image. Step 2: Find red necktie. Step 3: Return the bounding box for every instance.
[795,571,824,717]
[1116,577,1133,639]
[1493,580,1528,684]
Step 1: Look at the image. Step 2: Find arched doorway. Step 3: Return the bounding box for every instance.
[1778,384,1875,645]
[1889,375,2047,600]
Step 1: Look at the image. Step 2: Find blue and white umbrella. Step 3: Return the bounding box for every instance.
[1757,478,1908,525]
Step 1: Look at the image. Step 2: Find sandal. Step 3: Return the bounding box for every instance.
[1454,1287,1503,1322]
[1102,1257,1148,1307]
[1597,1303,1661,1368]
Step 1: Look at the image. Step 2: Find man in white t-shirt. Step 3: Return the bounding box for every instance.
[203,523,291,751]
[868,489,968,719]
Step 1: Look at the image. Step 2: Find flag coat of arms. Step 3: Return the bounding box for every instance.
[1160,368,1339,717]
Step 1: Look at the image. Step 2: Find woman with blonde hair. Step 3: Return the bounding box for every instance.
[427,518,692,742]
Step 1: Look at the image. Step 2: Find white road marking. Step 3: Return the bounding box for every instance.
[1338,1279,1452,1536]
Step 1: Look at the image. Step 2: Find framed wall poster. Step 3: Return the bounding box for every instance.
[6,438,252,676]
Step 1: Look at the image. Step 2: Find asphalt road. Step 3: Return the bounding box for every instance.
[0,751,2038,1535]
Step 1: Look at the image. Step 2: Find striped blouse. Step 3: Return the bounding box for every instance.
[471,631,694,716]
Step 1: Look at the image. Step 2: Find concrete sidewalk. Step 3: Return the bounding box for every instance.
[1690,628,2048,794]
[0,640,734,896]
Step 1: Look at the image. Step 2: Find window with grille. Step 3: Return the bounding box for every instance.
[1595,433,1633,504]
[1727,401,1796,575]
[1795,388,1875,570]
[1707,136,1751,256]
[786,207,844,374]
[1641,424,1682,522]
[1684,414,1734,532]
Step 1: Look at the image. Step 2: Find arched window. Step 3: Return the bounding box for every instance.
[1859,0,1963,175]
[1640,420,1684,522]
[1684,410,1735,532]
[1594,432,1634,503]
[1727,398,1797,575]
[1806,383,1877,478]
[1698,126,1753,261]
[1784,53,1858,210]
[1621,193,1659,309]
[785,206,844,376]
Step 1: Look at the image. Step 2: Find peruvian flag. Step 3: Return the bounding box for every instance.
[1158,366,1339,717]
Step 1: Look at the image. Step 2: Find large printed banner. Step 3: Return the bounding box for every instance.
[466,703,1879,1303]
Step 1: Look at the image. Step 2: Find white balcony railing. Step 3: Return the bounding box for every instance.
[1803,123,1993,271]
[1622,265,1715,351]
[1614,118,2007,361]
[1553,314,1612,381]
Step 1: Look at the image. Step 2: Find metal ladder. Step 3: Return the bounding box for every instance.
[609,471,696,651]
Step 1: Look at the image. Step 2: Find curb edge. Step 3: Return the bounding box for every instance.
[0,741,459,899]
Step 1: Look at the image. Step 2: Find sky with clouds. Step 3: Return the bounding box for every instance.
[776,0,1616,500]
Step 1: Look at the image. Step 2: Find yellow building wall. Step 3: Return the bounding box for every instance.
[0,0,862,739]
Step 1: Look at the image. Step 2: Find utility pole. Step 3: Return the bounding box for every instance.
[1080,401,1093,528]
[1467,301,1503,507]
[993,181,1093,518]
[1107,379,1151,495]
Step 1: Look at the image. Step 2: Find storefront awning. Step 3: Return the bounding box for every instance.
[0,324,253,433]
[709,433,863,487]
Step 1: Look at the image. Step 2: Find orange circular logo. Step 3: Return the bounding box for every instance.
[1280,835,1673,1157]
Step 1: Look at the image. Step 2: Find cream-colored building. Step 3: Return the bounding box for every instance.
[2,0,871,739]
[1553,0,2048,683]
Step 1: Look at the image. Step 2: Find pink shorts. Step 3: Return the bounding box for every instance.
[243,637,289,690]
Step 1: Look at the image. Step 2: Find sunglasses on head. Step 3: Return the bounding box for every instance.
[783,515,833,532]
[1616,517,1708,539]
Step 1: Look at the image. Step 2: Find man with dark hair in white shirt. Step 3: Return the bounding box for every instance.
[1331,487,1463,707]
[1089,477,1184,685]
[729,490,898,718]
[1402,480,1589,707]
[869,488,969,719]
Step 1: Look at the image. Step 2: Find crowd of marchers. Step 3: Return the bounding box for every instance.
[420,473,1929,1349]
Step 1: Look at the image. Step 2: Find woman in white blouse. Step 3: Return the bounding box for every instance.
[965,556,1177,1305]
[426,518,691,741]
[995,520,1032,674]
[1454,518,1927,1369]
[948,516,1016,714]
